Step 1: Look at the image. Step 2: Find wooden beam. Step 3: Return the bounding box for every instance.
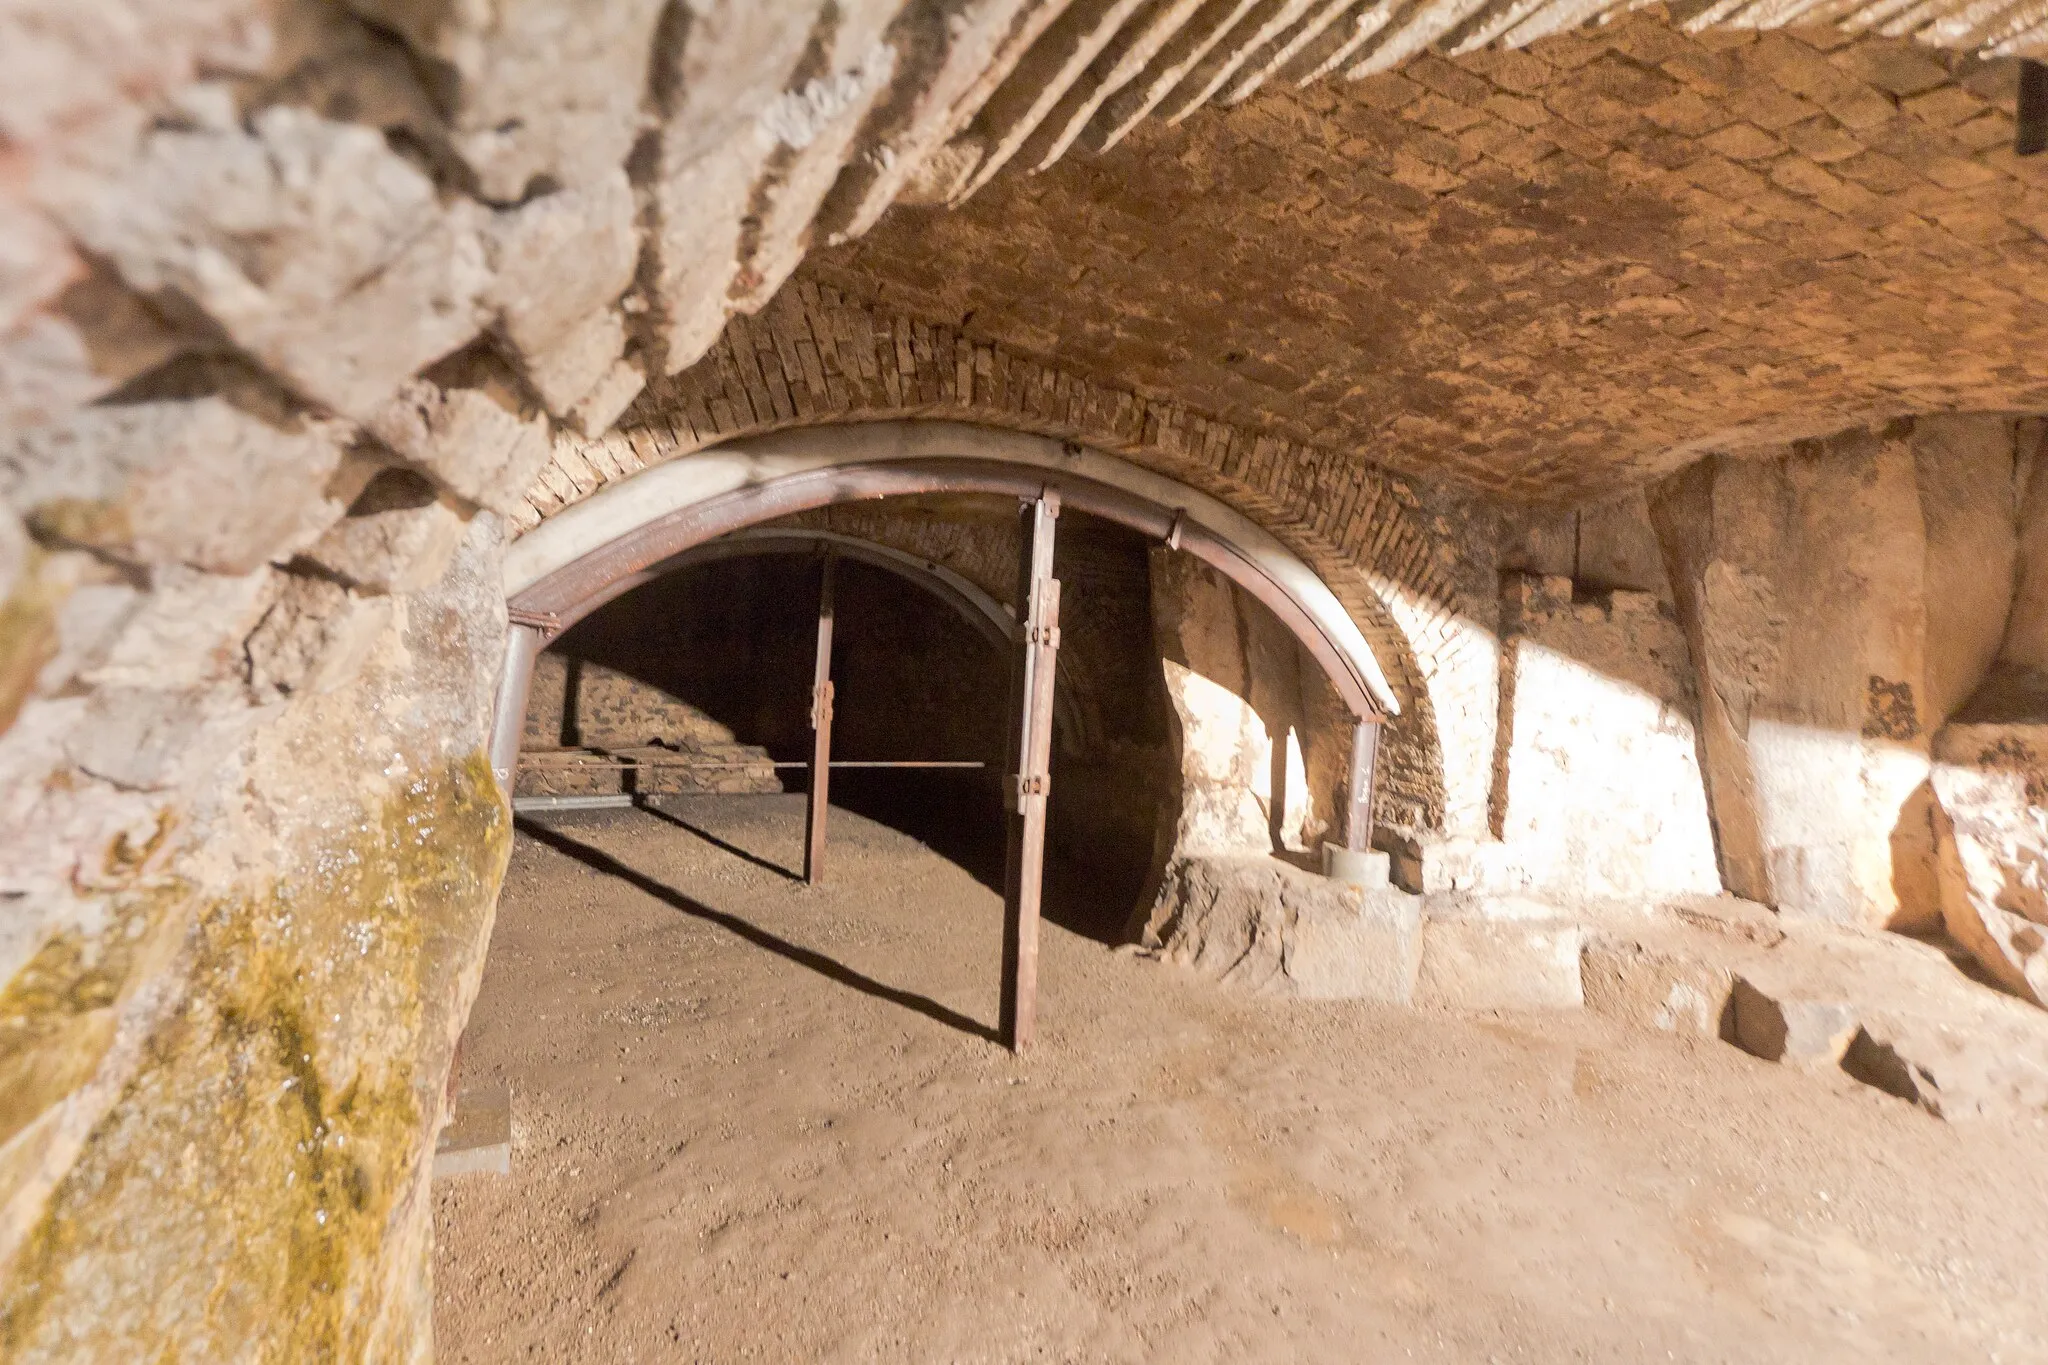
[1001,491,1062,1051]
[804,551,837,885]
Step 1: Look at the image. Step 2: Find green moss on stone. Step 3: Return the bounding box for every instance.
[0,812,187,1150]
[0,751,511,1363]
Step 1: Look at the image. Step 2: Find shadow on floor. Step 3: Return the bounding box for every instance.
[633,799,802,882]
[818,769,1007,894]
[514,816,1001,1045]
[810,773,1145,946]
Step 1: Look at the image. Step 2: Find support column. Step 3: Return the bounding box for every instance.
[1345,718,1380,853]
[1001,491,1061,1052]
[804,551,837,885]
[488,622,547,799]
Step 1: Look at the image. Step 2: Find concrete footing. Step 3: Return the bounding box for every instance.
[1321,843,1391,889]
[434,1082,513,1180]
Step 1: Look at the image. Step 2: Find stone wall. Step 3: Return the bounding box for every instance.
[0,517,508,1359]
[1648,414,2043,930]
[1492,573,1721,900]
[1136,548,1379,950]
[4,0,2046,1355]
[1147,547,1345,860]
[523,652,752,755]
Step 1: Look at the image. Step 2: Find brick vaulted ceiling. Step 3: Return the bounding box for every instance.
[802,16,2048,500]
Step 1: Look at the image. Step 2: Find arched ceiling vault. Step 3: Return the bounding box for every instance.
[802,15,2048,501]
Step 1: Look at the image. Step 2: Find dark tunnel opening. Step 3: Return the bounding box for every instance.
[517,505,1180,942]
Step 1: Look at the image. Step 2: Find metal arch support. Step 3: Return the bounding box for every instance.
[661,528,1015,653]
[489,422,1405,1050]
[514,456,1382,717]
[804,550,836,885]
[503,423,1398,722]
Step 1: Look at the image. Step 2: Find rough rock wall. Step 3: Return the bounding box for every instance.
[1492,572,1721,899]
[1924,421,2048,1004]
[1,0,2043,1357]
[0,2,1059,1354]
[1145,547,1345,858]
[1930,715,2048,1005]
[0,518,508,1360]
[521,651,756,755]
[1648,414,2039,929]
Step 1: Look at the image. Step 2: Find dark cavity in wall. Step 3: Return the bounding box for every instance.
[522,512,1178,941]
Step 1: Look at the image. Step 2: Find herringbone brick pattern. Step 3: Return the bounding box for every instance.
[814,17,2048,499]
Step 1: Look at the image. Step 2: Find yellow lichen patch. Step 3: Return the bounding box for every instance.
[0,817,188,1156]
[0,751,511,1363]
[0,913,144,1153]
[0,547,60,737]
[23,499,131,563]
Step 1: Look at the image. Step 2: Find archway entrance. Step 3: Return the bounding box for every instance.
[494,422,1398,1049]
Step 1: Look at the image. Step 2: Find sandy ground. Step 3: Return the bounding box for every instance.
[434,796,2048,1364]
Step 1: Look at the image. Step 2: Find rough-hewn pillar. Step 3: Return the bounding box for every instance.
[1648,417,2024,928]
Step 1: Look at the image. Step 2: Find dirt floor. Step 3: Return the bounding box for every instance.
[434,796,2048,1364]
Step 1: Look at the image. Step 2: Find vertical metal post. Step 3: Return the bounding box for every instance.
[804,551,836,885]
[1345,717,1380,853]
[1001,490,1061,1052]
[489,624,546,799]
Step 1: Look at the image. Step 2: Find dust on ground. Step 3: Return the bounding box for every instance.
[434,796,2048,1363]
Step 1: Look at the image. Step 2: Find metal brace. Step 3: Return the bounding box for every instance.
[1026,623,1061,648]
[1007,773,1047,811]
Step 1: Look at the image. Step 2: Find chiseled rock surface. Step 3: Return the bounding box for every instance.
[1148,547,1342,863]
[343,0,670,203]
[1578,901,1781,1037]
[1143,854,1423,1004]
[1588,904,2048,1124]
[1494,574,1720,900]
[1930,719,2048,1007]
[1649,417,2039,929]
[366,378,553,519]
[1414,911,1586,1011]
[1730,977,1861,1066]
[0,519,511,1362]
[0,396,349,575]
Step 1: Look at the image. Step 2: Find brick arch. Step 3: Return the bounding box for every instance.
[515,290,1513,834]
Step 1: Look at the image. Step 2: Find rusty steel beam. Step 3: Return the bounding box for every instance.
[1345,717,1380,853]
[509,458,1385,724]
[805,551,837,886]
[1000,490,1062,1053]
[2022,60,2046,157]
